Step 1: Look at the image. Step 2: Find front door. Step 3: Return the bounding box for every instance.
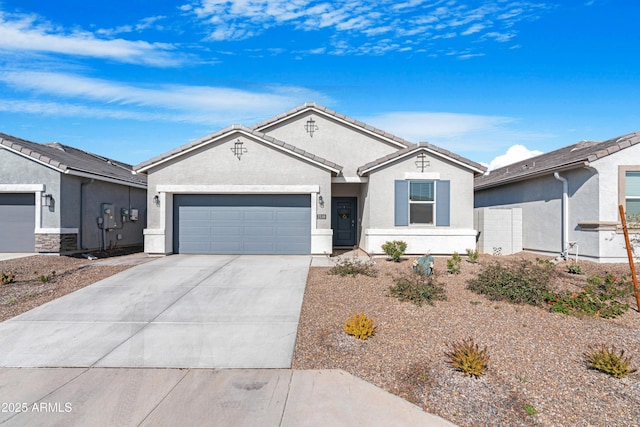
[332,197,357,247]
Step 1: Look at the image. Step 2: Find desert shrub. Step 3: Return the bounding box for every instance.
[467,259,553,306]
[389,273,446,306]
[547,273,632,318]
[584,344,637,378]
[381,240,407,262]
[445,337,489,378]
[466,248,479,263]
[343,312,376,340]
[566,263,583,274]
[329,257,377,277]
[38,271,55,283]
[447,252,462,274]
[1,273,15,285]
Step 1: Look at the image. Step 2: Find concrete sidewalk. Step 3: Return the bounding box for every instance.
[0,368,456,426]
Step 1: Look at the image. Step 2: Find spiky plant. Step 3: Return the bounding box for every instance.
[584,344,637,379]
[445,337,489,378]
[343,312,376,340]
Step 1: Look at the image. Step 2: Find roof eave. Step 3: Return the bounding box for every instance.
[474,161,589,191]
[253,104,412,149]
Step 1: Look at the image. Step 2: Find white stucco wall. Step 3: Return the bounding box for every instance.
[257,111,404,177]
[363,150,477,255]
[144,132,333,254]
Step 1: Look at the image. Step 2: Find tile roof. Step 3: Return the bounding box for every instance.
[357,141,487,176]
[474,131,640,190]
[0,132,146,187]
[134,125,343,173]
[252,102,413,149]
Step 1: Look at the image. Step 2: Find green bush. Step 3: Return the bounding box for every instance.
[382,240,407,262]
[467,259,553,306]
[547,273,632,318]
[329,257,377,277]
[566,263,583,274]
[389,273,446,306]
[584,344,637,378]
[466,248,479,263]
[445,337,489,378]
[447,252,462,274]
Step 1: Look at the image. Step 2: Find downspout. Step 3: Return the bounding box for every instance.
[553,172,568,259]
[79,179,94,250]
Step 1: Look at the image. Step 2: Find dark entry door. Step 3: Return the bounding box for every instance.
[332,197,357,247]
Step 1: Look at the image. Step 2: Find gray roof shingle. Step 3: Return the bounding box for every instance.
[252,102,413,148]
[474,131,640,190]
[134,125,343,173]
[0,132,146,187]
[357,142,487,176]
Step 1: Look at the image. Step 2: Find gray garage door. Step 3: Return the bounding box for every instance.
[174,194,311,254]
[0,193,35,252]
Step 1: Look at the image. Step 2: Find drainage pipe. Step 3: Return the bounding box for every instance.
[553,172,568,258]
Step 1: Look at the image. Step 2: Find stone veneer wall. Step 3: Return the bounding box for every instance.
[35,233,78,254]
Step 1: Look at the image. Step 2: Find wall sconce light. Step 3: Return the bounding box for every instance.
[42,193,54,207]
[318,195,324,208]
[304,117,318,137]
[153,194,160,207]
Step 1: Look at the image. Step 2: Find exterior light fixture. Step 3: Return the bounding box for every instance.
[153,194,160,207]
[231,139,248,160]
[42,193,53,207]
[318,195,324,208]
[304,117,318,137]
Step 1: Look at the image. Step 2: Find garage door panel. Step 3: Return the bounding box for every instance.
[174,194,310,254]
[0,193,36,252]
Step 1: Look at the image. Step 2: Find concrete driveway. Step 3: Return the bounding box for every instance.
[0,255,310,368]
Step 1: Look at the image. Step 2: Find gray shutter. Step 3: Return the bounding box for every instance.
[394,180,408,226]
[436,180,450,226]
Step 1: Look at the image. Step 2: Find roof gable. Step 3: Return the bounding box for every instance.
[252,102,413,150]
[358,142,487,176]
[475,131,640,190]
[134,125,342,174]
[0,132,146,188]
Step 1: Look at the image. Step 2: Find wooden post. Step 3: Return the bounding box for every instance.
[618,205,640,312]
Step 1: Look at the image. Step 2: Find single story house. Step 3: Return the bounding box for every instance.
[0,133,147,254]
[474,131,640,262]
[134,103,486,256]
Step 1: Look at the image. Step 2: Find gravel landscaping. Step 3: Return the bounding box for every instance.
[292,253,640,427]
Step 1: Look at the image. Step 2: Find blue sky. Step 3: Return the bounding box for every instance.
[0,0,638,169]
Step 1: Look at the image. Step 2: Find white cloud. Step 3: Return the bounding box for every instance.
[184,0,551,56]
[0,70,330,126]
[487,144,543,170]
[364,112,516,142]
[0,10,183,67]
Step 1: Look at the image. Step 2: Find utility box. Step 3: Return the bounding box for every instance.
[130,208,139,221]
[101,203,117,229]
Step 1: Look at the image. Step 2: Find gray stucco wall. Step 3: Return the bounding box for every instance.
[0,148,61,228]
[60,175,146,251]
[258,112,403,177]
[146,133,333,232]
[475,168,599,258]
[366,152,476,229]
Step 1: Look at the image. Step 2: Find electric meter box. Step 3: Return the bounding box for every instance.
[101,203,117,229]
[130,208,139,221]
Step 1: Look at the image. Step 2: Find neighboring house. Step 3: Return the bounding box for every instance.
[134,103,486,256]
[0,133,147,254]
[474,131,640,262]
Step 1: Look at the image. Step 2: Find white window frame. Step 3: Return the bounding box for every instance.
[408,180,436,225]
